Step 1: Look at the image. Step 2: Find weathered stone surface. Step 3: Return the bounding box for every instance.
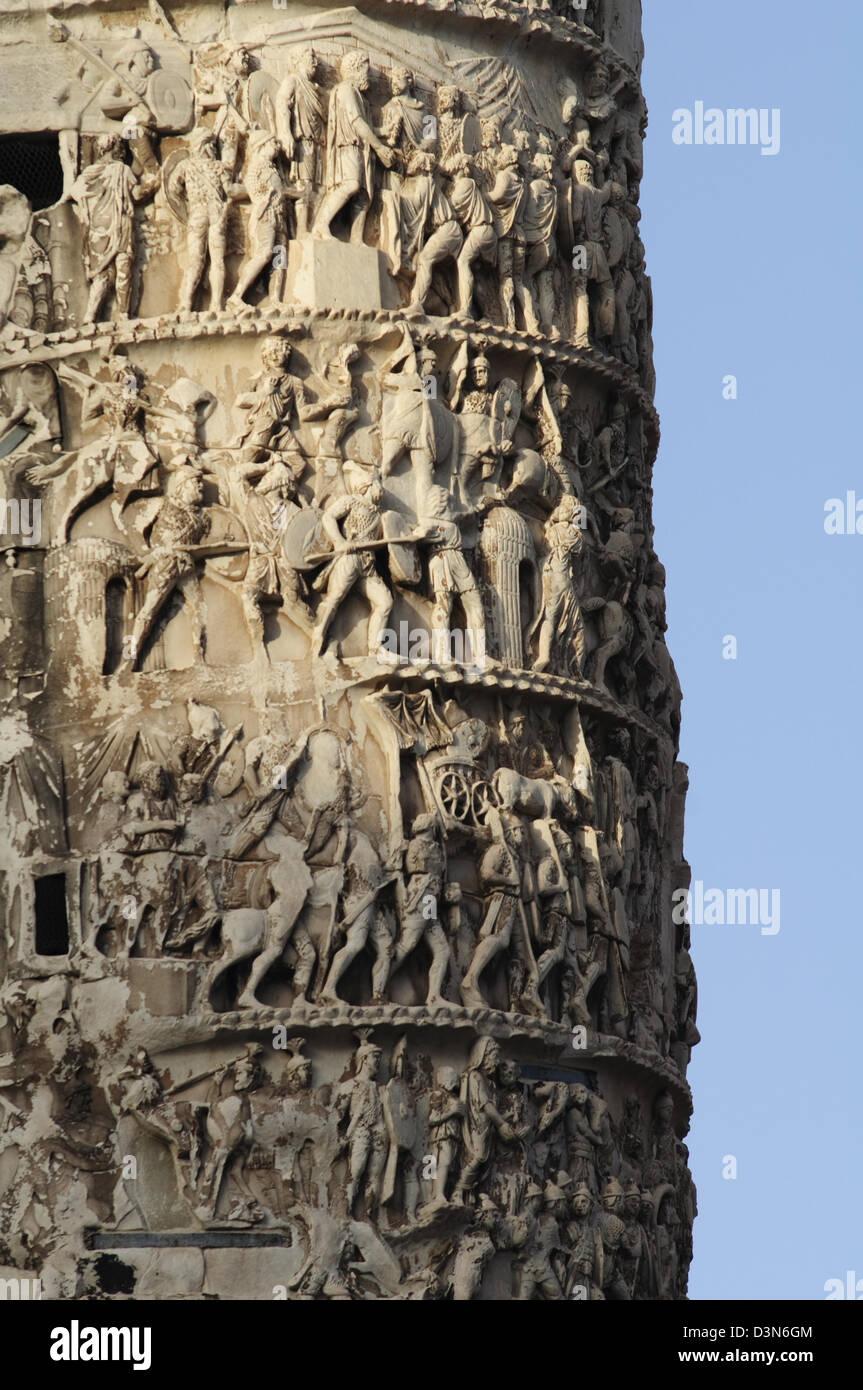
[0,0,695,1301]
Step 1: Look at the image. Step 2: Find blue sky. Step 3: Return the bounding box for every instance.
[640,0,863,1300]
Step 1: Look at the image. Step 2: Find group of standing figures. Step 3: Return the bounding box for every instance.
[3,34,652,370]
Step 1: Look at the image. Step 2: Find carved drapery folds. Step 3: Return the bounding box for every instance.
[0,0,693,1301]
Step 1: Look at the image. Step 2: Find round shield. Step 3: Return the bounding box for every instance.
[147,69,194,133]
[492,379,523,445]
[383,509,420,586]
[247,70,280,131]
[204,503,249,581]
[162,147,189,222]
[282,507,329,571]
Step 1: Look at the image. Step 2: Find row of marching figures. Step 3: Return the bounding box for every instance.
[0,35,652,376]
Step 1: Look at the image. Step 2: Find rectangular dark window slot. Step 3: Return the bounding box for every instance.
[34,873,69,955]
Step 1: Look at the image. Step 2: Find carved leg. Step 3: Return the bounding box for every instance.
[84,268,112,325]
[359,572,394,657]
[320,914,371,1003]
[572,272,590,346]
[311,179,360,240]
[369,910,394,1004]
[115,252,133,319]
[425,922,453,1005]
[180,219,208,313]
[208,221,228,311]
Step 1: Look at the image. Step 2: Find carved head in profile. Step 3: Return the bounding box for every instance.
[469,1036,500,1078]
[297,47,319,81]
[285,1040,312,1094]
[354,1039,382,1079]
[168,464,204,506]
[234,1044,264,1092]
[602,1177,624,1212]
[95,135,126,164]
[118,39,154,86]
[228,47,252,78]
[411,811,437,838]
[341,50,371,92]
[544,1177,570,1216]
[190,128,218,160]
[344,460,382,503]
[390,66,413,97]
[257,459,297,502]
[574,154,598,187]
[480,117,501,151]
[437,85,460,117]
[531,151,553,180]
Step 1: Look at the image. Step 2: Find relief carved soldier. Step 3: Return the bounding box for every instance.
[227,130,288,310]
[170,129,244,314]
[535,494,586,676]
[460,809,543,1017]
[230,712,308,858]
[390,812,456,1007]
[336,1035,388,1217]
[195,46,253,181]
[69,136,146,324]
[275,46,325,237]
[32,356,160,541]
[319,828,398,1006]
[229,456,314,654]
[400,151,462,311]
[423,1065,464,1208]
[597,1177,631,1299]
[97,39,162,201]
[417,486,485,666]
[447,154,497,318]
[380,67,426,168]
[565,1181,604,1299]
[381,1035,419,1222]
[231,335,309,477]
[566,149,616,347]
[198,1045,265,1223]
[454,1038,521,1203]
[310,464,393,660]
[522,151,559,336]
[488,144,528,330]
[513,1179,567,1300]
[123,462,209,671]
[312,51,395,243]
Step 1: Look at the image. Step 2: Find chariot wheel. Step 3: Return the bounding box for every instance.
[471,779,501,827]
[439,770,471,823]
